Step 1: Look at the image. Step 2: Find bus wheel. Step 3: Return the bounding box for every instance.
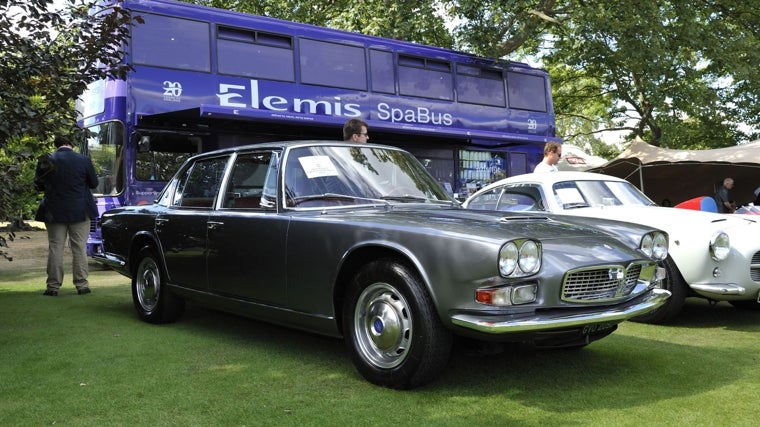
[343,259,452,389]
[132,246,185,324]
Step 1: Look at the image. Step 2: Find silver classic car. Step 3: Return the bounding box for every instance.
[463,171,760,324]
[97,141,670,389]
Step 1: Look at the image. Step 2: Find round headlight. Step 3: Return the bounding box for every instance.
[518,240,540,274]
[640,234,653,257]
[499,242,518,276]
[652,232,668,260]
[710,232,730,261]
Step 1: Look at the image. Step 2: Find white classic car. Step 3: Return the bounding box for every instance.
[463,171,760,324]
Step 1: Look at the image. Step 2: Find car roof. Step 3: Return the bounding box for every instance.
[490,171,628,188]
[191,140,403,159]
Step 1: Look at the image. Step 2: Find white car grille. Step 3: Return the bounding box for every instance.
[751,251,760,282]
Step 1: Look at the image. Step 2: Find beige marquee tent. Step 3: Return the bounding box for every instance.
[588,138,760,206]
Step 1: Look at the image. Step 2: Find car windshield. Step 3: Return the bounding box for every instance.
[283,145,456,207]
[553,179,656,209]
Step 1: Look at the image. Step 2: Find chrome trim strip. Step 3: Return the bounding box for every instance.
[92,253,126,268]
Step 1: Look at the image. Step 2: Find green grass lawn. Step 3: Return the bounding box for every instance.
[2,232,759,426]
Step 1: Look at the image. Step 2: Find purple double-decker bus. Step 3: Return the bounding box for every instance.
[76,0,561,256]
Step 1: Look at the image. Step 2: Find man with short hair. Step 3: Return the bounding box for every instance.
[533,142,562,172]
[34,135,99,296]
[343,118,369,143]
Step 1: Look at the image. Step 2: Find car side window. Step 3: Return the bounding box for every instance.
[500,184,545,211]
[467,188,502,210]
[469,185,544,212]
[222,152,276,210]
[173,156,229,208]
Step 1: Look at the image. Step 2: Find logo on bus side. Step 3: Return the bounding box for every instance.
[163,81,182,102]
[215,79,453,126]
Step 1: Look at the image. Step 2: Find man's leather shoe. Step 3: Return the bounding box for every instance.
[77,288,91,295]
[43,290,58,296]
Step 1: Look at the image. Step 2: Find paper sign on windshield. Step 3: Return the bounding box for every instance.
[299,156,339,179]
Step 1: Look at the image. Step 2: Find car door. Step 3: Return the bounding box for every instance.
[156,155,230,290]
[206,150,289,305]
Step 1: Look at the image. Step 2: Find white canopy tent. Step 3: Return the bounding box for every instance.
[588,138,760,206]
[556,144,608,171]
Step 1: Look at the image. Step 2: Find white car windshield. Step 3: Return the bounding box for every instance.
[553,180,656,209]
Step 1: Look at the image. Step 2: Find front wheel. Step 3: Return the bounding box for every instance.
[632,256,686,324]
[343,259,452,389]
[132,246,185,324]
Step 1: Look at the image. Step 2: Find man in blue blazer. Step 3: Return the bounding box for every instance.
[34,135,99,296]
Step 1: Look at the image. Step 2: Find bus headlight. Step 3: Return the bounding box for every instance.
[499,239,542,277]
[710,232,730,261]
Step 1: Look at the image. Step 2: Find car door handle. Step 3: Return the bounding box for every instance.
[155,218,169,228]
[207,221,224,230]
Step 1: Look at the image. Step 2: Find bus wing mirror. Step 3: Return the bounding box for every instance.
[138,136,151,153]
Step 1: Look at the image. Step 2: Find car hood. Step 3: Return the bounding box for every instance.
[329,206,639,245]
[560,205,758,236]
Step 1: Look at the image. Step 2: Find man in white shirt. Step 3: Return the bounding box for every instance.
[533,142,562,172]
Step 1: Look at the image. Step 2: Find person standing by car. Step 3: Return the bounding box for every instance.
[533,142,562,172]
[714,177,736,213]
[343,119,369,143]
[34,134,99,296]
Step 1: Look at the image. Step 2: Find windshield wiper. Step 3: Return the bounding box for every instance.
[290,193,390,206]
[381,194,429,202]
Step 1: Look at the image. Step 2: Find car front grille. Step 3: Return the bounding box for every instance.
[751,251,760,282]
[562,263,643,303]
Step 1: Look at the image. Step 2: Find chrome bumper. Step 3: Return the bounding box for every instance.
[689,283,746,296]
[451,288,671,334]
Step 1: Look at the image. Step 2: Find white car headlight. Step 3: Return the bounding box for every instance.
[499,239,542,277]
[710,232,730,261]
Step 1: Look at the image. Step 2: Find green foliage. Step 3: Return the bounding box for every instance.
[0,0,134,223]
[444,0,760,147]
[187,0,454,47]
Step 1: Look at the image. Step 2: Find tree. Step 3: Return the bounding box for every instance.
[0,0,134,260]
[188,0,454,47]
[443,0,760,148]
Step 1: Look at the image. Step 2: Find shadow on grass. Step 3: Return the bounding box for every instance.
[665,298,760,332]
[88,288,753,394]
[3,284,755,415]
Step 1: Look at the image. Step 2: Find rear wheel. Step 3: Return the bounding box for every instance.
[343,259,452,389]
[632,256,686,324]
[132,246,185,324]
